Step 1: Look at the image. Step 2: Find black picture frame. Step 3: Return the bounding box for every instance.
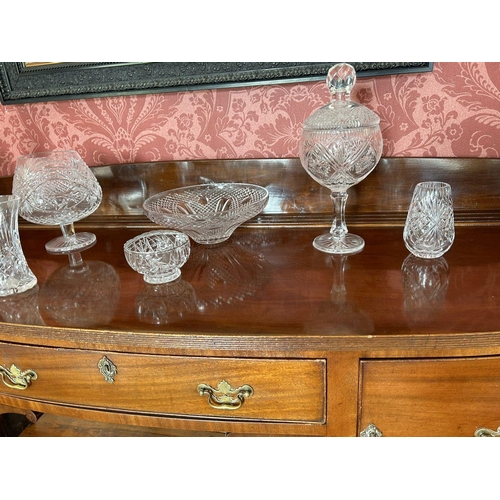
[0,62,433,105]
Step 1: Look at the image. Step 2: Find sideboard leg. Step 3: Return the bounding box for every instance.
[0,403,41,436]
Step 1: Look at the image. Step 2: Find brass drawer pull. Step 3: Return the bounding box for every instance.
[0,363,37,390]
[360,423,383,437]
[197,380,254,411]
[474,426,500,437]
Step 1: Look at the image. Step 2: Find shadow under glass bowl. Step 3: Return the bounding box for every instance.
[124,230,190,284]
[143,183,269,245]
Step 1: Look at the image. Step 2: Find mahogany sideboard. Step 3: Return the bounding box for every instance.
[1,157,500,437]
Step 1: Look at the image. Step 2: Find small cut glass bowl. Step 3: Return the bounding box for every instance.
[143,183,269,245]
[124,230,190,284]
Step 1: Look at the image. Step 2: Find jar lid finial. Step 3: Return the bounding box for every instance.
[327,63,356,99]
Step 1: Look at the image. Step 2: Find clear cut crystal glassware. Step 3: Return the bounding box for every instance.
[403,181,455,259]
[144,183,269,245]
[0,194,38,296]
[124,230,191,284]
[12,150,103,254]
[299,63,383,254]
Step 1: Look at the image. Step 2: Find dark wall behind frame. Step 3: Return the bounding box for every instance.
[0,62,433,105]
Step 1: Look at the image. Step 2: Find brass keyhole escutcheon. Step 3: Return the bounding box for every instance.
[98,356,117,383]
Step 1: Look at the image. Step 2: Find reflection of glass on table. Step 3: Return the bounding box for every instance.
[401,254,450,323]
[188,238,269,312]
[305,254,374,335]
[0,285,44,325]
[39,258,120,327]
[136,279,197,325]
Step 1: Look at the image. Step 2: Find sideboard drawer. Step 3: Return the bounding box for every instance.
[359,357,500,437]
[0,344,325,423]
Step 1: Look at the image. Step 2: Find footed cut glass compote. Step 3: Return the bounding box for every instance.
[12,150,102,254]
[299,63,383,254]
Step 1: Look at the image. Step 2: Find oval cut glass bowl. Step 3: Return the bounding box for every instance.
[124,230,190,284]
[143,183,269,245]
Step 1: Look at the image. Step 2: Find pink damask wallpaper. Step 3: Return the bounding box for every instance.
[0,62,499,176]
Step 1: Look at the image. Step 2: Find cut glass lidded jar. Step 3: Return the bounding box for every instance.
[299,63,383,254]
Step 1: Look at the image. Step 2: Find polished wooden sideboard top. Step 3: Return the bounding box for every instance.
[1,157,500,437]
[1,223,500,353]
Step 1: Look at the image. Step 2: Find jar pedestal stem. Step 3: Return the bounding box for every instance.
[312,191,365,255]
